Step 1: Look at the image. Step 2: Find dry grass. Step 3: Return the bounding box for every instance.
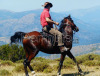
[0,62,100,76]
[0,54,100,76]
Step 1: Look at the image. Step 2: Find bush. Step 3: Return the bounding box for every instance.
[0,60,15,66]
[64,58,75,65]
[54,58,60,61]
[0,44,25,62]
[43,67,53,73]
[13,64,25,72]
[15,59,24,63]
[82,60,100,66]
[0,69,12,76]
[54,63,74,70]
[32,61,49,72]
[96,61,100,66]
[63,63,74,69]
[76,54,98,64]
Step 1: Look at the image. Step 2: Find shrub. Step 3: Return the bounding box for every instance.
[82,60,100,66]
[0,69,12,76]
[43,67,53,73]
[93,55,100,61]
[63,63,74,69]
[0,60,15,66]
[15,59,24,63]
[13,64,25,72]
[64,58,75,65]
[96,61,100,66]
[54,62,74,70]
[76,54,96,64]
[31,61,49,72]
[0,44,25,62]
[54,58,60,61]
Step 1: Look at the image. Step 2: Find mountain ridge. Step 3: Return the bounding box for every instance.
[0,6,100,45]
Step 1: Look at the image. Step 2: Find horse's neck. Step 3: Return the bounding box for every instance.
[62,26,73,38]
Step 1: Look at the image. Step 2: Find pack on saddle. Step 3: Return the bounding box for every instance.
[41,25,64,46]
[40,25,62,46]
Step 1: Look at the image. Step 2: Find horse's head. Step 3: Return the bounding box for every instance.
[59,15,79,32]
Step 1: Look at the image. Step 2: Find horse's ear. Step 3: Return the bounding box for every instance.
[64,17,66,19]
[68,15,71,18]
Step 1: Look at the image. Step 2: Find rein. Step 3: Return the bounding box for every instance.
[63,23,70,26]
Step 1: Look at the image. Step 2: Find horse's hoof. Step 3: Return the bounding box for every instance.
[57,73,61,76]
[26,74,29,76]
[32,74,36,76]
[31,71,35,76]
[78,71,84,76]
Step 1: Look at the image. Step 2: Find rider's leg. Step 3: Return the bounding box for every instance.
[49,28,64,46]
[49,28,68,52]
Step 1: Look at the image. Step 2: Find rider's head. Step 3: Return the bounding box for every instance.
[42,2,53,9]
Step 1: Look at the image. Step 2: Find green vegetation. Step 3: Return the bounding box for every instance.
[0,44,25,62]
[76,53,100,66]
[43,67,53,73]
[31,61,49,72]
[0,70,12,76]
[0,44,100,73]
[13,64,25,72]
[82,60,100,66]
[0,60,15,66]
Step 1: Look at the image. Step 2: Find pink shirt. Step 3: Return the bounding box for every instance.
[40,8,53,28]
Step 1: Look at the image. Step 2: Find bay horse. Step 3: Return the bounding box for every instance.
[10,15,83,76]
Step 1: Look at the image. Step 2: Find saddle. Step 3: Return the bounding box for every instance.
[40,29,58,46]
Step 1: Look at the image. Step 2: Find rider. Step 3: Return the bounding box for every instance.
[40,2,68,51]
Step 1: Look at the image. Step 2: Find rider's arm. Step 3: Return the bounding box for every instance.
[46,17,59,25]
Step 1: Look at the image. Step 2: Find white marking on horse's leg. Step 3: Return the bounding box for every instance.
[33,75,36,76]
[57,73,61,76]
[31,71,35,76]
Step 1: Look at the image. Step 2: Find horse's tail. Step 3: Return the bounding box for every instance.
[10,31,26,44]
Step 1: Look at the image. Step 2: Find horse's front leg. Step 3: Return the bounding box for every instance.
[67,51,84,75]
[57,53,66,76]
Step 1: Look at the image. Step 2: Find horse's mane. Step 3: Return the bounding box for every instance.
[59,16,73,32]
[59,17,68,32]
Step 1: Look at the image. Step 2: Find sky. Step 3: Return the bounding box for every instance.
[0,0,100,12]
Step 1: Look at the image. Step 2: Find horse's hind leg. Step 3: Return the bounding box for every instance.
[23,47,29,76]
[28,50,39,76]
[67,51,84,75]
[23,43,39,76]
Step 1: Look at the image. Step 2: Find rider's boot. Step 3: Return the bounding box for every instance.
[59,46,68,52]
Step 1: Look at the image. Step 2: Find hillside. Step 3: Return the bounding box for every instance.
[0,6,100,45]
[68,6,100,25]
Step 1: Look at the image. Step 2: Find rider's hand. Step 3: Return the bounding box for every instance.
[54,22,59,25]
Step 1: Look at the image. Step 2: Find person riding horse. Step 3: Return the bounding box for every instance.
[40,2,67,52]
[10,2,83,76]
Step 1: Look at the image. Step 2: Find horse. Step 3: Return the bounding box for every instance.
[10,15,83,76]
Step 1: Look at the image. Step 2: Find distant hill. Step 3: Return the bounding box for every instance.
[68,6,100,27]
[0,6,100,45]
